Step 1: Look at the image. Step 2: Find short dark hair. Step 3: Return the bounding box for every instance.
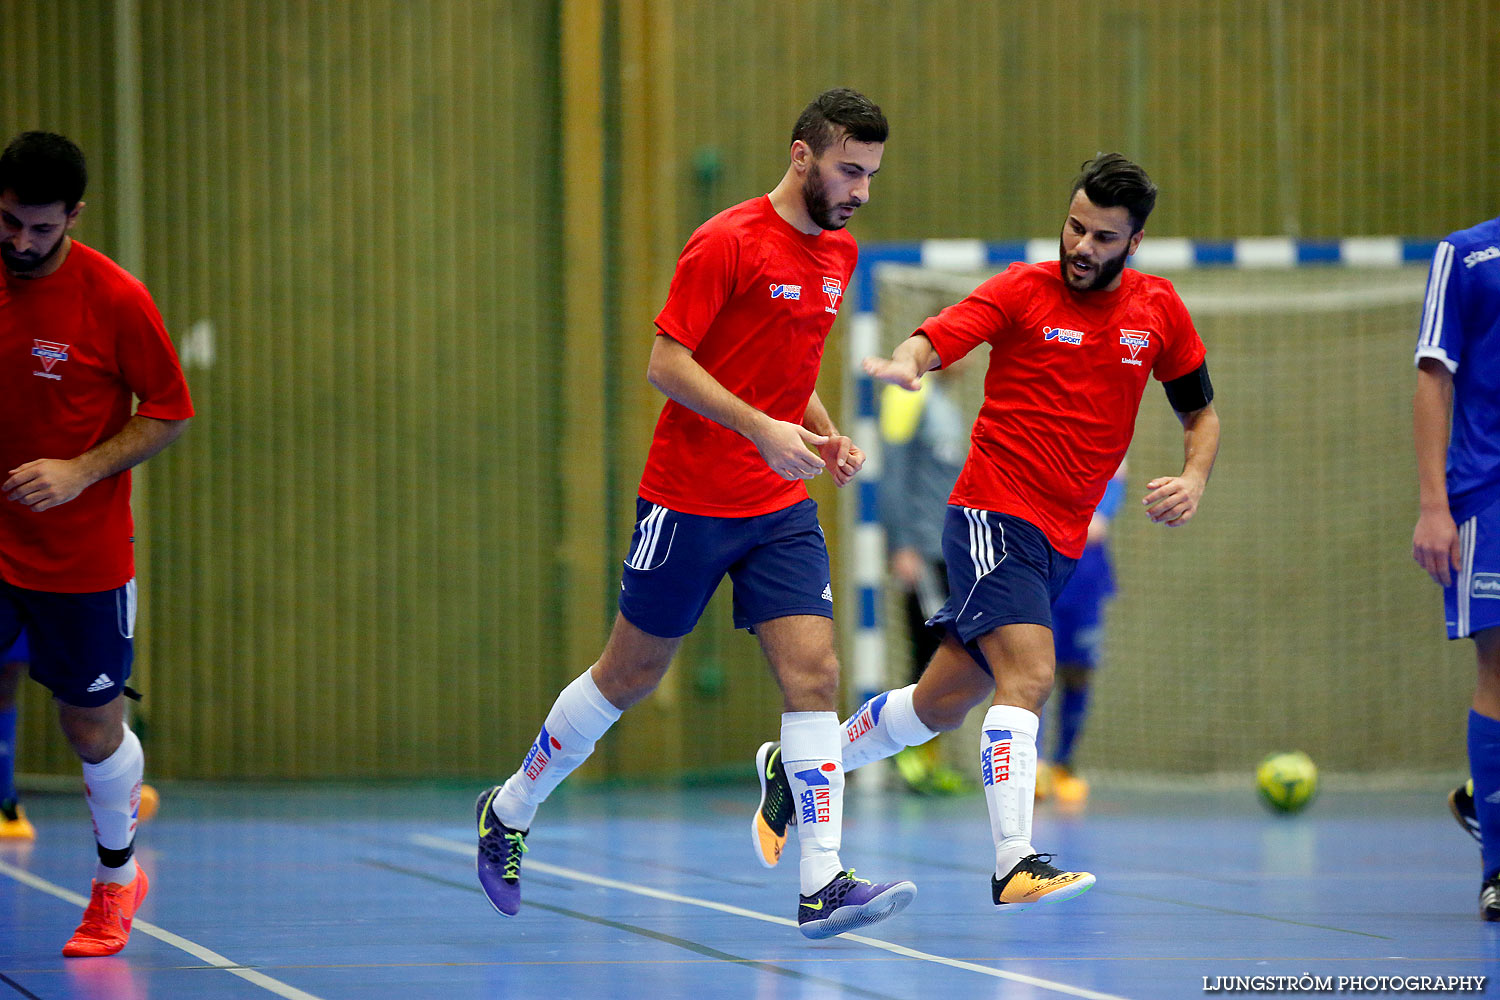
[791,88,888,156]
[1071,152,1156,233]
[0,131,88,212]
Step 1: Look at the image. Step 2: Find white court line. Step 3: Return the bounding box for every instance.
[414,833,1131,1000]
[0,859,326,1000]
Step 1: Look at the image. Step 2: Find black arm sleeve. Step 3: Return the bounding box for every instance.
[1163,361,1213,413]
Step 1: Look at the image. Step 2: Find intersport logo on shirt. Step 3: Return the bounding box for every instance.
[769,283,802,300]
[32,340,70,380]
[1043,326,1085,345]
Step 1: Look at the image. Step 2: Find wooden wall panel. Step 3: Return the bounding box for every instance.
[133,1,565,778]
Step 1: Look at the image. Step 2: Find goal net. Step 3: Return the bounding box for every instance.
[872,262,1469,777]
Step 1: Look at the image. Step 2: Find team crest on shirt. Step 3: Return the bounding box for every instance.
[32,340,70,380]
[822,276,844,315]
[1118,329,1152,367]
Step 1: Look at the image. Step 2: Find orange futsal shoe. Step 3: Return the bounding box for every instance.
[991,853,1094,910]
[62,866,149,957]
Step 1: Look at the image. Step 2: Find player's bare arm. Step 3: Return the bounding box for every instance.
[1412,358,1460,586]
[1143,402,1219,527]
[646,333,827,481]
[803,390,864,487]
[5,414,190,513]
[863,334,940,391]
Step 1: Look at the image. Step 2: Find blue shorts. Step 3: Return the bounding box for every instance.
[1052,542,1116,668]
[928,506,1077,676]
[1446,496,1500,640]
[618,497,833,639]
[0,579,136,707]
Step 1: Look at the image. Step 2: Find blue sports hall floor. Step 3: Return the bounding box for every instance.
[1,774,1496,999]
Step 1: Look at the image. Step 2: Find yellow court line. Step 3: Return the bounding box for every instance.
[0,858,327,1000]
[414,832,1133,1000]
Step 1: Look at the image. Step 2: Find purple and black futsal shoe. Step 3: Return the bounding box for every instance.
[796,870,916,939]
[476,786,528,917]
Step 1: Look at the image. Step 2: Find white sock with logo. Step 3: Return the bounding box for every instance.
[82,726,142,885]
[492,668,622,831]
[781,711,846,895]
[980,704,1039,878]
[841,684,938,771]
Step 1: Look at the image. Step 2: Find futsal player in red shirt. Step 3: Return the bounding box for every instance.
[477,89,917,938]
[0,132,193,954]
[754,153,1221,910]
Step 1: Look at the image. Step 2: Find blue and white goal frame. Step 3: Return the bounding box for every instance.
[843,236,1439,707]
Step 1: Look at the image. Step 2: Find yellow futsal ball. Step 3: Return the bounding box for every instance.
[1256,751,1318,814]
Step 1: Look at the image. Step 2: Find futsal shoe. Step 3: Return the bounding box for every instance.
[752,742,794,869]
[1051,765,1090,806]
[797,870,917,939]
[1482,875,1500,922]
[62,866,149,956]
[1033,761,1054,801]
[1449,780,1481,844]
[475,786,528,917]
[992,853,1095,910]
[0,798,36,840]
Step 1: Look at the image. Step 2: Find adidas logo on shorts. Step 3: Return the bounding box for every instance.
[820,584,833,602]
[86,674,115,694]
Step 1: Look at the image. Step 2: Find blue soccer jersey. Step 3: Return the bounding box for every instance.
[1415,217,1500,522]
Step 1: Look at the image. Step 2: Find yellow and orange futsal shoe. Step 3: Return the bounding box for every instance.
[751,742,794,868]
[0,798,36,840]
[62,866,149,957]
[991,853,1094,910]
[1051,765,1090,806]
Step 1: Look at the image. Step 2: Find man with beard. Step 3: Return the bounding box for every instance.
[752,153,1219,911]
[476,88,918,940]
[0,131,193,954]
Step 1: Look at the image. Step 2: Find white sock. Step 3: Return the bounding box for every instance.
[841,684,938,771]
[980,705,1039,878]
[82,726,142,885]
[781,712,846,894]
[492,667,622,831]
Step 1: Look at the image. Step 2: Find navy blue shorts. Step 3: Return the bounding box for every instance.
[1051,542,1115,668]
[928,506,1076,676]
[618,497,833,639]
[0,579,136,707]
[1445,495,1500,640]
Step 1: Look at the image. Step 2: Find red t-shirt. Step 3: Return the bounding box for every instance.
[0,240,195,593]
[919,261,1206,558]
[640,195,857,516]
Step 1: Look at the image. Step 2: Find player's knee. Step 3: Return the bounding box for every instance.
[780,654,840,712]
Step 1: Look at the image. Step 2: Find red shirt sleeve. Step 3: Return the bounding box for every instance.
[653,221,739,351]
[1151,285,1207,383]
[916,268,1017,368]
[116,282,195,420]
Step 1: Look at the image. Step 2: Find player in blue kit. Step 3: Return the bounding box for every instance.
[1037,464,1125,805]
[1411,216,1500,921]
